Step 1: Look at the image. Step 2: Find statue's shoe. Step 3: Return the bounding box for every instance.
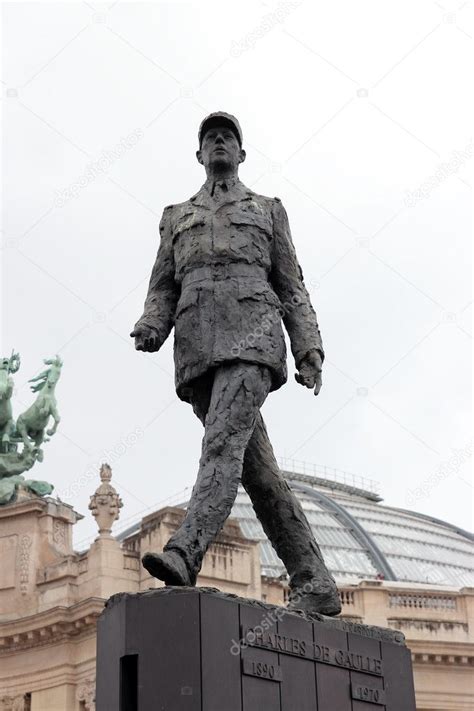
[288,590,342,617]
[287,574,342,617]
[141,550,192,586]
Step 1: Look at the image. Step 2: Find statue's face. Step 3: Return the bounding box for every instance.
[197,124,245,172]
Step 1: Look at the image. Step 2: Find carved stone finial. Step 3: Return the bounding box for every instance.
[88,463,123,538]
[99,462,112,483]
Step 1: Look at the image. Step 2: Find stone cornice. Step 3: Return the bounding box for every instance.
[0,498,45,519]
[0,497,82,523]
[411,651,474,667]
[0,598,105,654]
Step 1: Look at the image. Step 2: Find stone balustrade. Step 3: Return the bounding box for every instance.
[388,592,457,611]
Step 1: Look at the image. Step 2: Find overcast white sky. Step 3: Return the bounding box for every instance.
[2,0,472,548]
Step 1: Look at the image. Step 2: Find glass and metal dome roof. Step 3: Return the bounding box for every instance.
[117,461,473,588]
[231,463,474,588]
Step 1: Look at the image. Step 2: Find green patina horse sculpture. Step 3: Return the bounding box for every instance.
[16,356,62,462]
[0,352,20,448]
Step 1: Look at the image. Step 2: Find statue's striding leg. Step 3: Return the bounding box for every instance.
[145,362,272,585]
[242,414,341,616]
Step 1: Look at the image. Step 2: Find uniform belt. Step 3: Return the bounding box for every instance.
[181,264,268,289]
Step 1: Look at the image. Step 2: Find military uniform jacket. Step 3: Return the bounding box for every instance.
[135,178,324,402]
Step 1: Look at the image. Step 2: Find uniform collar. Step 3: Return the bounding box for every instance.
[190,176,252,207]
[203,175,241,196]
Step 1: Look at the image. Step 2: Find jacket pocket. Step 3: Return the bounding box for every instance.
[173,213,206,242]
[227,210,272,236]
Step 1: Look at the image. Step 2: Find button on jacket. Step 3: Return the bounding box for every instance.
[135,178,324,401]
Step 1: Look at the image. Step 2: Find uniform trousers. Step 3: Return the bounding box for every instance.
[164,361,333,591]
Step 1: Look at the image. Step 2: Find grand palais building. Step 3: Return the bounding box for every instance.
[0,462,472,710]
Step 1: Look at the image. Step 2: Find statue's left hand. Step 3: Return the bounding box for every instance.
[130,324,162,352]
[295,350,323,396]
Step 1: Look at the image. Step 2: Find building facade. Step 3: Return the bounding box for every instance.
[0,464,473,710]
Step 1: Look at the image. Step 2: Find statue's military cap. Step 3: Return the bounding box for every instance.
[198,111,243,147]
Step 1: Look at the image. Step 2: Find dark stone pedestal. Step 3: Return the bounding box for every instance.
[96,587,416,711]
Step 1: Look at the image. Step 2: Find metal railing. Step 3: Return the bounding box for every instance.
[278,457,380,495]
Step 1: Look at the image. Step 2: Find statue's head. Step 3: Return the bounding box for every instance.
[45,356,62,385]
[196,111,246,174]
[44,355,63,368]
[30,355,63,392]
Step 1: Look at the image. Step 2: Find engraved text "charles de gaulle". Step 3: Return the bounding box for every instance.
[243,628,383,676]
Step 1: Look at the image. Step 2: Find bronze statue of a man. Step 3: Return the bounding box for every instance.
[131,112,341,616]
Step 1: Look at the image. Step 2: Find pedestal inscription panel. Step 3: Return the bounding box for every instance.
[96,587,416,711]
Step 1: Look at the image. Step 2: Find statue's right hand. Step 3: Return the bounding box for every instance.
[130,324,161,352]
